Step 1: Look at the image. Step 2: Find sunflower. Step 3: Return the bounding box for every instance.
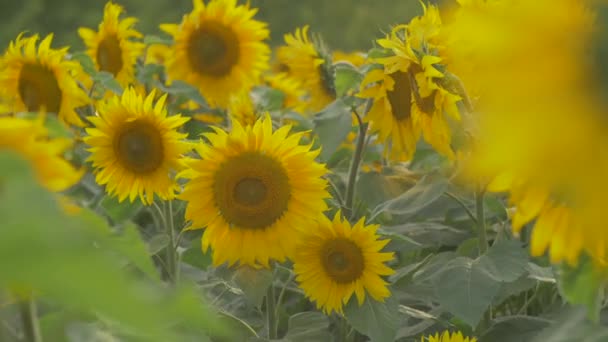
[0,34,89,127]
[293,212,394,315]
[0,116,82,192]
[333,50,366,68]
[78,2,144,87]
[264,73,305,112]
[145,44,170,65]
[423,331,477,342]
[160,0,270,107]
[278,26,336,113]
[84,87,190,204]
[179,115,330,267]
[359,5,460,161]
[227,93,259,127]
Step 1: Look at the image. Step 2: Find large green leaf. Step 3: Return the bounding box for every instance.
[313,99,353,161]
[232,267,273,308]
[344,295,399,342]
[480,316,551,342]
[284,312,331,342]
[432,257,501,327]
[334,62,363,97]
[558,256,605,322]
[532,308,608,342]
[476,239,528,282]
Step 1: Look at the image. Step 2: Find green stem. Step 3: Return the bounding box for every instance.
[19,298,42,342]
[344,109,369,220]
[475,188,488,255]
[266,285,277,339]
[164,200,177,284]
[336,316,350,342]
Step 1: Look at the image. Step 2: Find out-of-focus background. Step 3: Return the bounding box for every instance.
[0,0,439,51]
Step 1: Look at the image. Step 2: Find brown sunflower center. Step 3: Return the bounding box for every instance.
[187,21,240,77]
[113,120,164,174]
[214,152,290,230]
[96,34,123,76]
[18,63,62,114]
[321,238,364,284]
[386,70,413,121]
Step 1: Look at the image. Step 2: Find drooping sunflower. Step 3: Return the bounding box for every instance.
[78,2,145,87]
[0,116,82,192]
[359,4,460,161]
[84,87,190,204]
[0,34,89,127]
[263,73,305,112]
[423,331,477,342]
[179,115,330,267]
[160,0,270,107]
[278,26,336,113]
[293,212,394,315]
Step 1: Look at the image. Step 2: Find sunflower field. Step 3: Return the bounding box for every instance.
[2,0,608,341]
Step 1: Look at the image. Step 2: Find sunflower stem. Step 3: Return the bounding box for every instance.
[163,200,177,284]
[266,284,277,339]
[19,297,42,342]
[344,103,370,220]
[475,187,488,255]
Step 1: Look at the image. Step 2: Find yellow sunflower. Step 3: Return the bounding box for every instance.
[145,44,170,65]
[179,115,330,267]
[84,87,190,204]
[160,0,270,107]
[293,212,394,315]
[333,50,366,68]
[264,73,305,112]
[0,33,89,127]
[227,93,259,127]
[423,331,477,342]
[0,116,82,192]
[78,2,145,87]
[278,26,336,113]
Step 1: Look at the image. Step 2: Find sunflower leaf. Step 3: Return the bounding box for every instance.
[558,255,605,322]
[231,267,273,308]
[284,312,331,342]
[344,295,399,342]
[334,62,363,97]
[93,71,123,95]
[313,99,352,161]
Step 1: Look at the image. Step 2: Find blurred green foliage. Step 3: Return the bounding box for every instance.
[0,0,432,51]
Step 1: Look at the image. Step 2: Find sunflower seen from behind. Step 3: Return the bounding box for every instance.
[293,212,394,315]
[78,2,144,87]
[180,115,330,267]
[161,0,270,107]
[424,331,477,342]
[278,26,336,113]
[85,87,190,204]
[0,34,89,127]
[0,116,82,192]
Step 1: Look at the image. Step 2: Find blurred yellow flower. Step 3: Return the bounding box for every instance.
[293,212,394,315]
[264,72,306,112]
[179,115,330,267]
[160,0,270,107]
[424,331,477,342]
[0,34,89,126]
[78,2,145,87]
[227,92,259,127]
[333,50,366,68]
[85,88,190,204]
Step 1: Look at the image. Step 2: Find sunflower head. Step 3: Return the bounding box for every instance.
[424,331,477,342]
[0,33,89,127]
[228,93,259,127]
[85,87,190,204]
[278,26,336,113]
[78,2,145,87]
[160,0,270,107]
[180,115,330,267]
[264,72,306,112]
[293,212,394,315]
[0,116,83,192]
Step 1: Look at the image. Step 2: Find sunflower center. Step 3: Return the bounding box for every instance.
[113,120,164,174]
[17,63,62,113]
[386,70,413,121]
[321,238,365,284]
[187,21,240,77]
[97,34,123,76]
[214,152,290,230]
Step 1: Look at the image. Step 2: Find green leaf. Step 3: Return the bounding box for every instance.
[525,262,556,283]
[370,174,448,221]
[251,85,286,112]
[531,308,608,342]
[92,71,123,95]
[313,99,353,161]
[231,267,273,308]
[344,295,399,342]
[284,312,331,342]
[137,63,165,85]
[99,195,143,224]
[480,316,551,342]
[334,62,363,97]
[157,80,208,107]
[143,35,172,45]
[558,256,605,322]
[70,52,97,76]
[383,222,468,247]
[182,244,213,271]
[476,239,528,282]
[147,233,170,256]
[432,257,501,327]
